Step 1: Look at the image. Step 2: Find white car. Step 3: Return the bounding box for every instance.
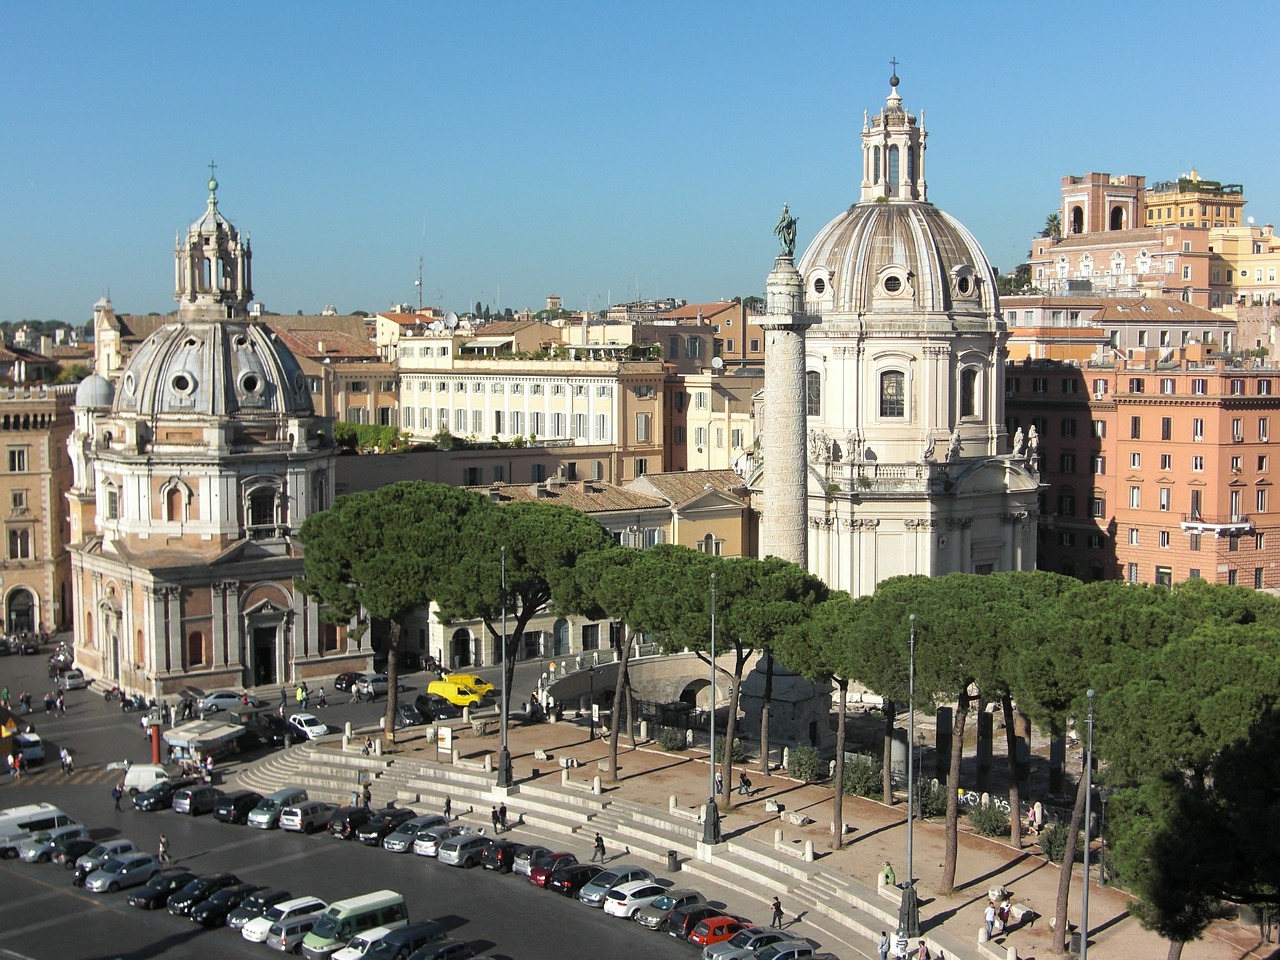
[411,823,471,857]
[602,879,668,918]
[288,713,329,740]
[333,924,396,960]
[241,895,327,943]
[197,689,257,713]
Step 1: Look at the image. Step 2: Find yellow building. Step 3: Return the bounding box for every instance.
[1145,169,1245,230]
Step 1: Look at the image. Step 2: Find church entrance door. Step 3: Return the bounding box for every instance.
[252,626,278,686]
[6,589,34,634]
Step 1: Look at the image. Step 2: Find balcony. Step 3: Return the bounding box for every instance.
[1180,513,1254,537]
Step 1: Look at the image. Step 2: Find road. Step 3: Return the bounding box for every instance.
[0,648,697,960]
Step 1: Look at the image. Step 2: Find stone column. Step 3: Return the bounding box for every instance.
[759,255,816,567]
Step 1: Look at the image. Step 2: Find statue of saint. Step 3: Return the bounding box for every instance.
[1027,425,1040,471]
[775,203,798,257]
[1011,427,1025,457]
[946,427,963,462]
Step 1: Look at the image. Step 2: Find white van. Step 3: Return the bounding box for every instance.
[243,895,327,943]
[302,890,407,958]
[0,803,78,858]
[121,764,170,795]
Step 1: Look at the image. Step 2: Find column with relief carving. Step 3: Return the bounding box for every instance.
[760,254,817,567]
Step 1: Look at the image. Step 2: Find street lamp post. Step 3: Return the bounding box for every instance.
[898,614,920,941]
[1080,689,1096,960]
[702,571,721,845]
[588,667,596,740]
[495,547,514,788]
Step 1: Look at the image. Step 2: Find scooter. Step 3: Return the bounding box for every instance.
[121,694,148,713]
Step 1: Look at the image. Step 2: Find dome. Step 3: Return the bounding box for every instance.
[113,320,313,419]
[798,201,998,317]
[74,373,115,408]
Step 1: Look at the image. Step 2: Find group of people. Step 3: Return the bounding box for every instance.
[713,770,754,796]
[878,932,934,960]
[5,751,28,778]
[3,689,33,714]
[984,896,1013,938]
[488,804,509,833]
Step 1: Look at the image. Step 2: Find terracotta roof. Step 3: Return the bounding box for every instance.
[627,469,749,506]
[467,479,667,514]
[379,312,432,326]
[267,325,379,359]
[110,314,168,342]
[1088,298,1224,322]
[261,314,371,340]
[1048,228,1168,250]
[660,302,741,322]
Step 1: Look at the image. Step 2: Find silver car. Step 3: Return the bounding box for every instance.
[383,814,448,853]
[411,823,471,857]
[76,839,138,872]
[436,833,488,868]
[577,864,655,907]
[17,824,89,863]
[85,852,161,893]
[703,927,789,960]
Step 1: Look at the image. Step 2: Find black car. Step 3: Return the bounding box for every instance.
[414,693,462,721]
[395,704,425,729]
[52,837,98,870]
[21,639,42,655]
[227,887,291,930]
[189,882,263,926]
[129,869,198,909]
[480,838,522,873]
[333,672,363,692]
[214,790,263,825]
[354,807,417,845]
[167,872,242,915]
[134,777,200,812]
[262,714,305,746]
[547,862,603,896]
[668,903,725,940]
[328,805,375,840]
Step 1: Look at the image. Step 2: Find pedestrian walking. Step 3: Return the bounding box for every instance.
[984,901,996,938]
[6,754,14,779]
[771,896,784,928]
[296,684,306,709]
[361,783,372,808]
[498,803,508,831]
[714,771,724,795]
[64,753,74,777]
[158,834,171,865]
[490,806,500,832]
[113,782,123,811]
[317,686,327,708]
[1,686,9,708]
[591,832,606,862]
[738,771,752,796]
[443,795,452,821]
[879,931,890,960]
[916,940,930,960]
[59,747,69,776]
[280,686,288,709]
[57,693,66,716]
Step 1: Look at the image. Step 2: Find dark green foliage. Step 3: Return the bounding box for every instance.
[842,756,883,798]
[333,422,407,452]
[1039,822,1079,864]
[968,802,1010,838]
[712,736,747,764]
[656,728,687,752]
[787,746,825,783]
[918,781,949,819]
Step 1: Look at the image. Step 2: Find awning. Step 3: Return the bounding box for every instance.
[463,336,515,349]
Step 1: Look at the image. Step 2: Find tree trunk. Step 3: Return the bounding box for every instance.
[883,699,896,806]
[1003,694,1022,850]
[606,630,635,781]
[832,679,848,850]
[1165,939,1185,960]
[718,657,745,811]
[1051,748,1090,954]
[759,651,774,775]
[940,687,970,894]
[383,622,401,742]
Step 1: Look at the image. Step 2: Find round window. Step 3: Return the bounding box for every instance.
[185,338,198,348]
[171,373,194,394]
[234,335,249,348]
[240,372,261,394]
[813,277,826,295]
[884,275,903,293]
[957,276,971,295]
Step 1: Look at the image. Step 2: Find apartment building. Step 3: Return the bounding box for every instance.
[1007,355,1280,588]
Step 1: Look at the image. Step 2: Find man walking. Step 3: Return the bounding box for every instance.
[443,795,452,821]
[490,807,500,833]
[113,781,124,812]
[771,896,785,928]
[158,834,171,865]
[738,771,752,796]
[591,832,606,862]
[984,901,996,938]
[879,931,890,960]
[498,803,508,831]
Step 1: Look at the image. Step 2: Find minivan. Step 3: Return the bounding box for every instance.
[0,803,77,857]
[243,895,327,943]
[301,890,408,958]
[267,913,322,953]
[123,764,171,795]
[425,679,489,709]
[436,833,488,868]
[280,801,332,834]
[249,787,309,829]
[363,921,446,960]
[172,784,222,816]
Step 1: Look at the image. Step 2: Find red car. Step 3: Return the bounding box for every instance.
[527,852,578,887]
[689,916,749,948]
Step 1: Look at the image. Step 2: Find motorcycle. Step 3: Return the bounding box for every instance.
[121,694,148,713]
[103,685,122,702]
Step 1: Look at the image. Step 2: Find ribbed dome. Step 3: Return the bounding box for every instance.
[798,201,997,318]
[74,373,115,408]
[113,320,313,418]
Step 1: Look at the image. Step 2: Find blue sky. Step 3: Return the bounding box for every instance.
[2,1,1277,324]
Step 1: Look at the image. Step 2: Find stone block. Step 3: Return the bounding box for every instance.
[784,811,812,826]
[764,798,783,813]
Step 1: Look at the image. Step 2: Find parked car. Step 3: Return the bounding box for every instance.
[480,838,523,874]
[265,913,322,953]
[287,712,329,740]
[327,805,375,840]
[242,894,327,944]
[527,852,577,887]
[354,674,405,700]
[76,839,138,873]
[702,926,789,960]
[394,704,425,729]
[407,940,474,960]
[411,824,472,858]
[635,888,706,930]
[751,941,816,960]
[546,863,603,896]
[167,872,242,915]
[172,784,223,816]
[261,713,306,746]
[667,903,727,940]
[355,807,417,846]
[440,672,495,697]
[603,880,668,919]
[227,887,292,930]
[333,672,364,693]
[57,668,88,690]
[52,837,98,870]
[437,833,488,868]
[190,882,264,926]
[133,777,200,812]
[248,788,309,829]
[17,824,90,863]
[333,923,396,960]
[280,801,332,834]
[215,790,264,825]
[689,916,749,948]
[511,844,551,878]
[197,689,258,714]
[412,693,461,722]
[382,815,448,854]
[85,852,161,893]
[578,864,655,907]
[128,869,198,909]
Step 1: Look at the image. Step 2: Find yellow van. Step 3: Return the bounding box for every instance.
[301,890,407,958]
[440,672,494,697]
[426,679,488,709]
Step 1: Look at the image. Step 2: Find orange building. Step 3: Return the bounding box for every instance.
[1008,356,1280,588]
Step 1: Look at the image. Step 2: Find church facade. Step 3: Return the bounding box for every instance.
[756,76,1041,595]
[66,175,366,697]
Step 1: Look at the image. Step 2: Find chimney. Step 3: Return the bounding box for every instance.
[317,340,326,355]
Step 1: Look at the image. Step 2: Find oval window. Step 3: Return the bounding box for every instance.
[884,275,903,293]
[957,276,971,295]
[813,277,826,295]
[123,373,136,394]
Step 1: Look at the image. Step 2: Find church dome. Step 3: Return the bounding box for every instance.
[112,319,313,419]
[74,373,115,408]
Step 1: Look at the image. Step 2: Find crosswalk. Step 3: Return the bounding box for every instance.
[2,763,120,788]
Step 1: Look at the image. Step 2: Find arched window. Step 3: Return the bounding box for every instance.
[960,369,978,418]
[907,145,916,181]
[887,146,900,192]
[873,146,881,184]
[187,630,204,667]
[1070,206,1084,235]
[880,371,906,417]
[805,370,821,417]
[1059,558,1076,577]
[1110,206,1126,230]
[1088,560,1104,581]
[166,486,184,523]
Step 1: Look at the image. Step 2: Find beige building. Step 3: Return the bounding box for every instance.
[1,385,75,634]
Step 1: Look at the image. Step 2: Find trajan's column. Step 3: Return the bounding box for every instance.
[759,204,816,565]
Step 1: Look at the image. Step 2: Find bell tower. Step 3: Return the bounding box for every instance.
[860,65,928,203]
[174,163,253,320]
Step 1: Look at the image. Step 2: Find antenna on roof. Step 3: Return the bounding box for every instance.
[416,256,424,313]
